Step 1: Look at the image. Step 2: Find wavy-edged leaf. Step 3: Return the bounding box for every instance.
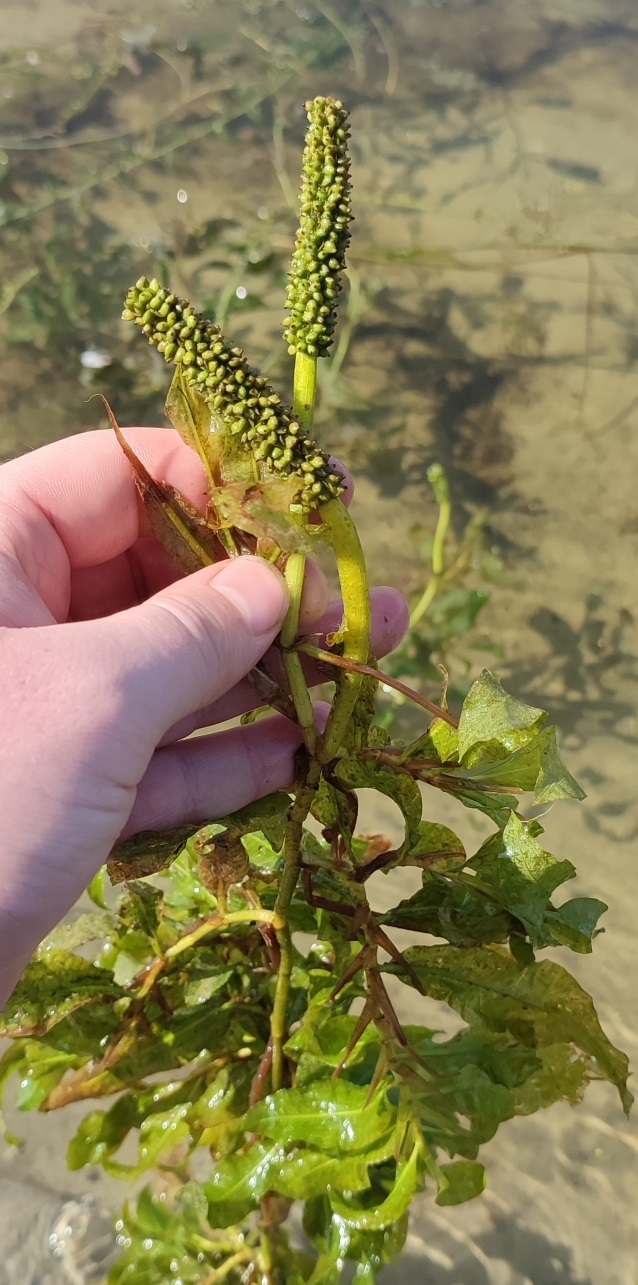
[0,952,124,1037]
[458,671,545,762]
[380,876,513,946]
[544,897,607,953]
[108,824,196,884]
[334,758,422,854]
[209,477,315,551]
[405,820,466,870]
[456,725,585,803]
[386,944,632,1112]
[246,1080,397,1157]
[205,1141,283,1225]
[467,811,576,940]
[43,912,118,952]
[436,1159,486,1205]
[329,1142,421,1230]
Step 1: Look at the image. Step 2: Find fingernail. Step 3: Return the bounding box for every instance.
[210,556,289,636]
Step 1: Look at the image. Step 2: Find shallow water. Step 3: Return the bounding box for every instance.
[0,1,637,1282]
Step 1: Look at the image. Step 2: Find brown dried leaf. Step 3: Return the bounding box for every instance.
[104,398,220,573]
[107,825,196,884]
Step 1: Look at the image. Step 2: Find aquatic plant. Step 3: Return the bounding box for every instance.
[0,95,630,1285]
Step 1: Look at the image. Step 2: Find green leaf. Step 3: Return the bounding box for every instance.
[329,1142,421,1230]
[165,365,217,490]
[381,876,513,946]
[443,784,520,827]
[544,897,607,953]
[467,811,576,940]
[387,944,632,1112]
[105,1104,191,1179]
[399,1028,591,1157]
[245,1080,397,1156]
[223,791,291,848]
[455,725,585,803]
[533,727,586,803]
[87,867,108,909]
[184,966,234,1006]
[458,671,545,761]
[334,758,422,853]
[205,1142,283,1225]
[43,911,118,952]
[120,882,164,942]
[429,718,459,762]
[0,952,124,1037]
[274,1149,372,1200]
[436,1159,486,1205]
[405,820,466,869]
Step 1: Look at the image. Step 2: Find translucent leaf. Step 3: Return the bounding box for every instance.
[334,758,422,854]
[436,1159,486,1205]
[205,1142,284,1225]
[405,821,466,870]
[400,1029,591,1158]
[0,952,124,1037]
[458,671,545,761]
[165,365,218,490]
[329,1142,421,1230]
[380,876,513,947]
[43,912,118,952]
[467,812,576,940]
[245,1080,397,1156]
[387,944,632,1112]
[87,867,108,909]
[120,882,163,941]
[442,784,520,827]
[456,725,585,803]
[544,897,607,953]
[209,477,315,551]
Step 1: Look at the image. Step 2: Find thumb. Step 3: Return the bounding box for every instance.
[95,555,289,750]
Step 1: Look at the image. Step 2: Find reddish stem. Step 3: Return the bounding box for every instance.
[295,642,458,728]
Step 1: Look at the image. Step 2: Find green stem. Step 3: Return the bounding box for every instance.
[316,498,372,763]
[292,350,317,433]
[281,551,316,753]
[279,350,319,750]
[271,761,322,1090]
[165,909,277,959]
[410,463,450,627]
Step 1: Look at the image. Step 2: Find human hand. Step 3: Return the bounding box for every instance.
[0,428,408,1001]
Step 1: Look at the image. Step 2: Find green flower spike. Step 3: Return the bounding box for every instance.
[122,278,343,513]
[283,96,352,358]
